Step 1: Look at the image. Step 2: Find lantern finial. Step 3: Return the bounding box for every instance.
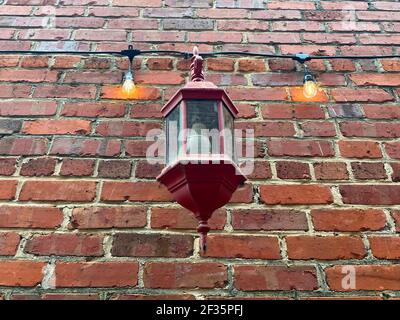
[190,46,204,82]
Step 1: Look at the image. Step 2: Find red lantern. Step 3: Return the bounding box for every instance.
[157,47,246,251]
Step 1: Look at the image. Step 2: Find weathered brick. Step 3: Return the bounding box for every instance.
[60,158,94,176]
[0,180,17,200]
[232,209,308,231]
[260,185,333,205]
[20,158,57,176]
[326,265,400,291]
[0,158,17,176]
[339,141,382,159]
[276,161,310,180]
[0,232,20,256]
[112,233,193,258]
[351,162,387,180]
[235,265,318,291]
[151,207,226,230]
[55,262,138,288]
[0,261,45,287]
[312,209,387,232]
[98,160,132,178]
[340,185,400,205]
[369,237,400,259]
[71,206,146,229]
[203,235,280,259]
[314,162,349,180]
[144,262,227,289]
[287,236,366,260]
[0,206,63,228]
[25,234,104,256]
[20,181,97,202]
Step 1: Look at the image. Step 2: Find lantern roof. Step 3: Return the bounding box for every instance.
[161,47,239,118]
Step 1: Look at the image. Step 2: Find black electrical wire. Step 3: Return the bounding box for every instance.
[0,48,399,63]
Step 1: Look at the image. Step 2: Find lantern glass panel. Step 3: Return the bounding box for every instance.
[222,104,235,161]
[166,103,182,165]
[186,100,220,156]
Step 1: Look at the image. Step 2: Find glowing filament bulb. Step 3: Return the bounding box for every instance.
[303,70,318,99]
[122,58,135,95]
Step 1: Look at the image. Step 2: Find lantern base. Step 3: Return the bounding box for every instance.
[157,158,246,252]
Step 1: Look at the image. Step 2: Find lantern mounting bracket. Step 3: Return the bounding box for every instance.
[293,53,312,64]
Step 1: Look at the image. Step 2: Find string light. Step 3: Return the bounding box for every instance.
[0,47,399,101]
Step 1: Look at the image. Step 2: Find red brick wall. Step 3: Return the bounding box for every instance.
[0,0,400,300]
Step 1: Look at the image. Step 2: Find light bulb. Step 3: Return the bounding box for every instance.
[122,78,135,95]
[303,79,318,98]
[122,68,135,95]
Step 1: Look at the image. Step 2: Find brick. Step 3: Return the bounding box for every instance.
[328,104,363,118]
[340,122,400,138]
[0,119,22,134]
[227,88,288,101]
[0,101,57,116]
[262,104,325,119]
[131,104,162,119]
[392,210,400,232]
[314,162,349,180]
[243,160,272,180]
[25,234,104,256]
[0,180,17,200]
[0,261,45,287]
[0,232,20,256]
[312,209,386,232]
[0,69,57,83]
[267,140,335,157]
[50,138,121,157]
[0,206,63,228]
[64,71,123,84]
[332,89,394,103]
[203,235,280,259]
[229,184,253,203]
[363,105,400,119]
[60,159,94,176]
[0,55,19,67]
[252,10,302,20]
[260,185,333,205]
[188,31,242,43]
[232,209,308,231]
[301,121,336,137]
[350,73,400,86]
[0,158,16,175]
[135,161,163,179]
[339,141,382,159]
[340,185,400,205]
[235,121,295,137]
[272,21,321,31]
[55,262,138,288]
[144,262,227,289]
[234,265,317,291]
[98,160,131,178]
[146,58,173,70]
[21,56,49,68]
[52,56,81,69]
[351,162,387,180]
[381,60,400,72]
[0,137,48,156]
[268,59,296,71]
[20,181,96,202]
[125,140,155,157]
[248,32,301,44]
[42,294,100,300]
[164,18,213,30]
[326,265,400,291]
[385,142,400,159]
[114,0,161,6]
[207,58,235,71]
[20,158,56,177]
[88,7,139,17]
[238,59,265,72]
[0,84,31,98]
[276,161,310,180]
[329,59,356,72]
[391,163,400,182]
[287,236,366,260]
[112,233,193,258]
[151,207,226,230]
[71,206,147,229]
[101,181,172,202]
[369,237,400,259]
[252,73,300,86]
[34,85,96,99]
[143,7,195,18]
